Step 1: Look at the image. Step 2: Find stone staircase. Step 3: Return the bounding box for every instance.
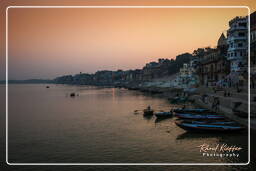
[193,86,256,129]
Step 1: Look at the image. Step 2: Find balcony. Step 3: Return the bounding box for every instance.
[227,36,247,42]
[228,26,247,32]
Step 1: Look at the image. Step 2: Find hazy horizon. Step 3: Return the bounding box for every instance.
[3,6,251,80]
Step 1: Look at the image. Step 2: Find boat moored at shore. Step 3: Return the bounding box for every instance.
[175,120,245,132]
[175,113,225,120]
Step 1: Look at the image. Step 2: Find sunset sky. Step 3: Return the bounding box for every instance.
[0,0,255,80]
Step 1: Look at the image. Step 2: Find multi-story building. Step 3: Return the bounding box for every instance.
[251,11,256,75]
[227,16,248,73]
[173,60,199,88]
[179,62,195,78]
[198,33,229,86]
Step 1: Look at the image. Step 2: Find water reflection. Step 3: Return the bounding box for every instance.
[176,132,224,140]
[6,84,249,165]
[154,117,172,123]
[143,114,154,120]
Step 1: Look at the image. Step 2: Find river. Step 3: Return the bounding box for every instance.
[0,84,254,170]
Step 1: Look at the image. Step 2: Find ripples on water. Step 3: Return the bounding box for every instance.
[4,84,249,167]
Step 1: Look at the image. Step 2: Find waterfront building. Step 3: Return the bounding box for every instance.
[198,34,229,86]
[227,16,248,73]
[251,11,256,76]
[172,59,199,88]
[142,59,171,81]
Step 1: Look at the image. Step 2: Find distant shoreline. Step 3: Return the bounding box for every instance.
[0,79,54,84]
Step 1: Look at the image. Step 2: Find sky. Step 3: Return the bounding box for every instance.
[0,0,255,80]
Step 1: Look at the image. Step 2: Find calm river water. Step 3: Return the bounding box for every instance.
[1,84,254,170]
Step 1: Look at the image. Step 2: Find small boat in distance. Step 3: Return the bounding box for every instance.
[175,113,225,120]
[155,111,173,118]
[46,86,50,88]
[143,109,154,115]
[143,106,154,116]
[70,92,76,97]
[175,120,245,132]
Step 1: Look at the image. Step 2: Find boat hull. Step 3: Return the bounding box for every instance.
[155,112,173,118]
[173,108,214,114]
[175,121,245,132]
[175,113,225,120]
[143,110,154,116]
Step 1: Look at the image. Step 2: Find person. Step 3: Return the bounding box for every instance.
[211,97,216,110]
[202,94,208,104]
[212,97,220,112]
[215,98,220,112]
[147,105,151,111]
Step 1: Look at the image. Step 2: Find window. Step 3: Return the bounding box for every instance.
[238,22,247,27]
[238,32,245,37]
[234,52,237,56]
[238,43,243,47]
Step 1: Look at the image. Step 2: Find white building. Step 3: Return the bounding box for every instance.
[227,16,248,72]
[171,61,198,88]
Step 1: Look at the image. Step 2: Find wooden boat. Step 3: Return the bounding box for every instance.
[169,97,188,104]
[182,120,236,125]
[173,108,213,114]
[175,113,225,120]
[155,111,173,118]
[143,109,154,116]
[175,120,245,132]
[70,92,76,97]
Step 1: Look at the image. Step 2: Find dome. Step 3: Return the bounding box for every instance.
[217,33,227,47]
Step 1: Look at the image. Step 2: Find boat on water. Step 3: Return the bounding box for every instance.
[169,97,188,104]
[155,111,173,118]
[175,120,245,132]
[143,109,154,115]
[175,113,225,120]
[173,108,214,114]
[182,120,236,125]
[143,105,154,116]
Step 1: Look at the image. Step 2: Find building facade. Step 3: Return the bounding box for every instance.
[227,16,248,73]
[251,11,256,75]
[198,34,229,86]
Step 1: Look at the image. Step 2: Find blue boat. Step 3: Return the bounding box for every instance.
[173,108,213,114]
[169,97,189,104]
[175,113,225,120]
[175,120,245,132]
[190,120,236,125]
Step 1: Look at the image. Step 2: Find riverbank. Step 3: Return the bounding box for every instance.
[118,82,256,130]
